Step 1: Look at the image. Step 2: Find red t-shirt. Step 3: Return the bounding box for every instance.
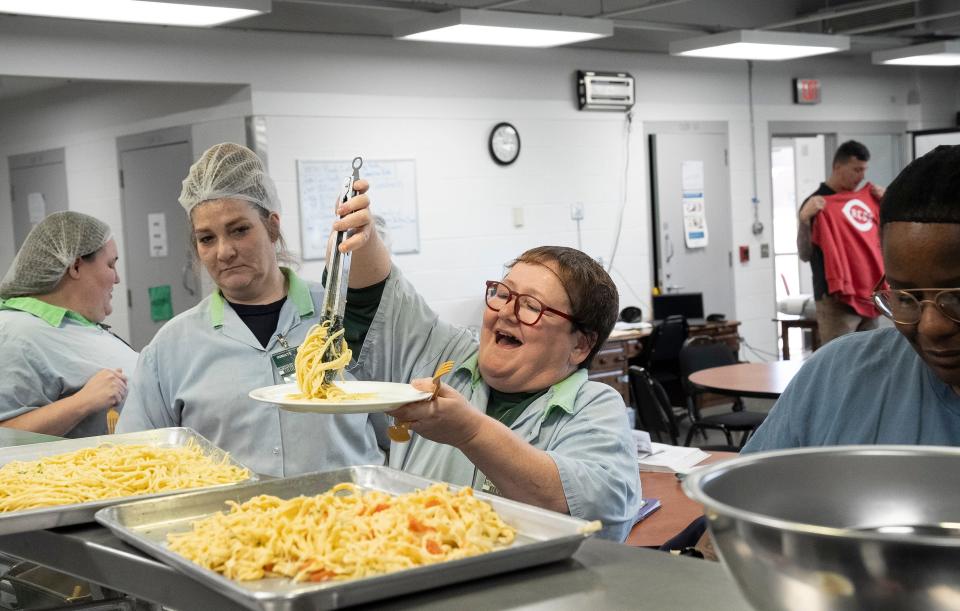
[810,183,883,318]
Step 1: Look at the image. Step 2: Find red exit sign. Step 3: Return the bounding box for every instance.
[793,78,821,104]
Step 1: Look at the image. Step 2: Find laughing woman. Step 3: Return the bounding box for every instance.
[351,243,642,541]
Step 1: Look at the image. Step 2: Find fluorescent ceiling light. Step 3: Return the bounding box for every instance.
[395,9,613,48]
[872,40,960,66]
[0,0,269,27]
[670,30,850,61]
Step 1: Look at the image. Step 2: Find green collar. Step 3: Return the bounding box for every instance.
[0,296,95,328]
[458,353,585,416]
[209,267,314,327]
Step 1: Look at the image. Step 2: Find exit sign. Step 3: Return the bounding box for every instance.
[793,78,821,104]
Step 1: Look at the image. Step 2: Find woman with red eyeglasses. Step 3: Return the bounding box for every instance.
[744,144,960,452]
[351,244,641,541]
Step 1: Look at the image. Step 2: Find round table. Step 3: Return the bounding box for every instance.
[687,360,804,400]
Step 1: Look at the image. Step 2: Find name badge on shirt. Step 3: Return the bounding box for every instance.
[271,346,299,384]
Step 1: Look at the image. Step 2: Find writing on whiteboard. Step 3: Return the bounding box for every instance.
[297,159,420,260]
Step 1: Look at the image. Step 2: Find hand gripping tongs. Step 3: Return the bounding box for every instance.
[319,156,363,383]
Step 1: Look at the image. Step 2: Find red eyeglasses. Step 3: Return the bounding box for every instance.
[484,281,575,326]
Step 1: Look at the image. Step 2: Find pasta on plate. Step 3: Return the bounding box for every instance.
[0,441,249,513]
[166,482,517,582]
[288,320,373,401]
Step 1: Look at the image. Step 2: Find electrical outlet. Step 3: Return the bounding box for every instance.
[512,207,524,228]
[760,243,770,258]
[570,202,584,221]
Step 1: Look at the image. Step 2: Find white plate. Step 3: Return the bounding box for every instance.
[248,381,431,413]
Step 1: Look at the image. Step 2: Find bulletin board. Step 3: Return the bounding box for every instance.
[297,158,420,260]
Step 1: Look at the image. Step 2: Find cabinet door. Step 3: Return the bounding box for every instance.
[589,343,630,405]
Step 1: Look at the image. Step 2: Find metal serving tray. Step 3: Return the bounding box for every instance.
[95,465,596,611]
[0,427,256,536]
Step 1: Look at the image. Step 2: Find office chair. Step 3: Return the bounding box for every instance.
[629,365,740,453]
[639,315,689,406]
[628,365,683,445]
[678,338,767,449]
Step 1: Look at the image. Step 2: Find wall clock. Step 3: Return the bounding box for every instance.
[489,122,520,166]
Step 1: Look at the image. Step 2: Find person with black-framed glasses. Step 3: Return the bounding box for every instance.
[351,245,642,542]
[745,144,960,452]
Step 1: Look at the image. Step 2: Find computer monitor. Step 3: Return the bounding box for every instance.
[652,292,704,322]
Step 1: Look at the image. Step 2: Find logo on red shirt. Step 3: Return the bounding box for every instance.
[842,199,875,232]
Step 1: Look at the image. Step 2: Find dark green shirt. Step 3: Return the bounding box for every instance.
[343,279,386,355]
[486,388,549,427]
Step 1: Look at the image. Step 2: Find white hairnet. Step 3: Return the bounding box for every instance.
[0,211,111,298]
[178,142,280,215]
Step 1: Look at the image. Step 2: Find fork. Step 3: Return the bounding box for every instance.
[387,360,455,443]
[106,407,120,435]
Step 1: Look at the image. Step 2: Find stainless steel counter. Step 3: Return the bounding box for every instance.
[0,525,750,610]
[0,429,61,447]
[0,429,751,610]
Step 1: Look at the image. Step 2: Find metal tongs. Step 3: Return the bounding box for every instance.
[320,156,362,379]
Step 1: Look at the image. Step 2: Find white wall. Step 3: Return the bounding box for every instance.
[1,15,957,354]
[0,78,251,336]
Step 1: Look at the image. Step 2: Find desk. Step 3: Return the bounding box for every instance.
[590,327,649,404]
[592,321,742,406]
[626,452,736,548]
[775,315,820,359]
[688,360,804,400]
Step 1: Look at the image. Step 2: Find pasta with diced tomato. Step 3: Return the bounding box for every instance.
[166,482,516,582]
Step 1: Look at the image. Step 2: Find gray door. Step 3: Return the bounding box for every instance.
[118,129,200,350]
[8,148,69,249]
[650,132,735,319]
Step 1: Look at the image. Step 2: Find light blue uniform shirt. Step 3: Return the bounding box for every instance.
[353,269,642,541]
[117,269,387,477]
[0,297,139,438]
[743,327,960,453]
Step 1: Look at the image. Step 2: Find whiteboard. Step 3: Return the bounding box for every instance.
[297,159,419,260]
[913,130,960,160]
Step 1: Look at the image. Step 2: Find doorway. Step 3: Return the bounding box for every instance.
[648,124,735,321]
[117,127,200,350]
[769,126,905,354]
[8,148,69,249]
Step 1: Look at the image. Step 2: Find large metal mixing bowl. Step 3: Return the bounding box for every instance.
[683,446,960,611]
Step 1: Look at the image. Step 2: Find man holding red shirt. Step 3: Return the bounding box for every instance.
[797,140,886,344]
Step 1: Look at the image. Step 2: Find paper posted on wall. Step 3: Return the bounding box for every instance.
[681,160,708,248]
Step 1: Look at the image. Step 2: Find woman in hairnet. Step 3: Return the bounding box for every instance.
[117,143,390,477]
[0,211,136,437]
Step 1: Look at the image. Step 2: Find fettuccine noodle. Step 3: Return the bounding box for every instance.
[289,320,370,400]
[0,442,249,513]
[167,482,517,582]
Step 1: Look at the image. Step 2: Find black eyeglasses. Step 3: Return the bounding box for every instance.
[484,280,575,326]
[872,275,960,325]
